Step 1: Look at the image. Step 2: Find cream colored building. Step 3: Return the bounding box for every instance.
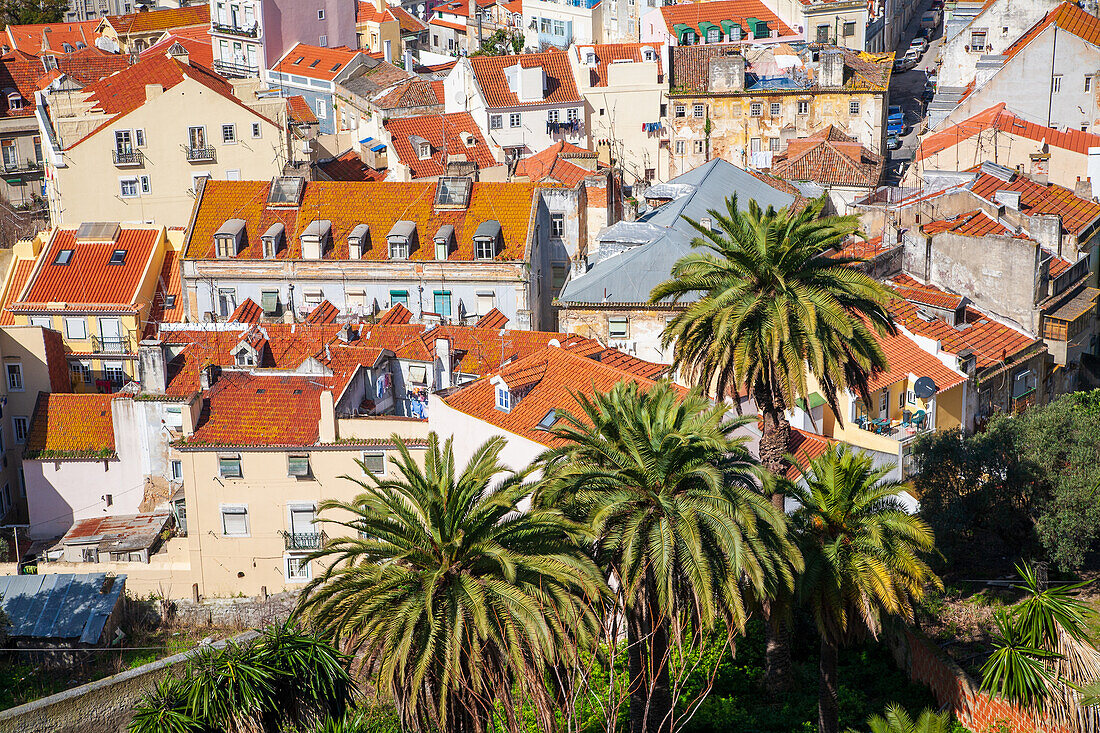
[38,44,288,228]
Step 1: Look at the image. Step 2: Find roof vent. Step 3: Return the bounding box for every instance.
[980,161,1015,182]
[75,221,121,242]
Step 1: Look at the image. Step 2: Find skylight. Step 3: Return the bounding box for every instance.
[268,176,305,206]
[435,176,472,208]
[293,56,304,64]
[54,249,73,265]
[330,63,341,71]
[108,249,127,265]
[536,409,557,430]
[309,59,321,68]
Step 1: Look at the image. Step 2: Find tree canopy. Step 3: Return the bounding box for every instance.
[0,0,68,25]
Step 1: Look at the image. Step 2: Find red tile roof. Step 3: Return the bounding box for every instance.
[229,298,264,323]
[384,112,499,179]
[917,103,1100,162]
[469,49,581,108]
[786,428,834,481]
[475,307,508,329]
[372,77,444,109]
[444,345,673,446]
[185,372,323,448]
[273,43,362,81]
[357,0,400,24]
[390,6,429,34]
[43,328,71,392]
[306,300,340,324]
[513,140,600,186]
[967,168,1100,236]
[144,248,183,337]
[0,47,127,119]
[316,149,387,182]
[659,0,793,37]
[865,319,968,393]
[573,42,664,87]
[183,180,539,262]
[377,302,413,324]
[24,392,120,459]
[287,95,318,125]
[825,235,893,261]
[106,5,209,34]
[13,228,161,312]
[770,125,883,188]
[429,18,468,32]
[1002,2,1100,64]
[921,209,1020,238]
[4,20,99,56]
[888,274,1038,368]
[141,31,213,69]
[0,259,35,325]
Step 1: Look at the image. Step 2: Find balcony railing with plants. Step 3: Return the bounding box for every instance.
[2,159,43,174]
[186,146,216,162]
[282,530,327,551]
[212,21,259,38]
[112,149,143,166]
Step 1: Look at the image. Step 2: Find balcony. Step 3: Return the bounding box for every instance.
[853,412,931,443]
[213,59,261,78]
[211,21,259,38]
[282,531,326,551]
[186,146,216,162]
[2,159,43,176]
[112,149,143,166]
[91,334,134,354]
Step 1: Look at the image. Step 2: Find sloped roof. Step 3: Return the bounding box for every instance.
[144,248,183,337]
[916,103,1100,162]
[390,6,429,34]
[825,235,894,262]
[514,140,600,186]
[371,77,444,109]
[24,393,121,460]
[0,47,128,119]
[106,4,209,34]
[184,372,324,448]
[140,30,213,68]
[573,42,665,87]
[770,125,883,188]
[385,112,500,179]
[0,572,125,642]
[670,44,892,94]
[5,20,99,56]
[966,166,1100,236]
[659,1,793,37]
[785,428,834,481]
[468,49,582,108]
[558,158,796,306]
[287,95,318,125]
[1002,2,1100,63]
[183,180,538,262]
[59,512,171,553]
[272,43,362,82]
[316,149,387,182]
[921,209,1022,238]
[338,55,414,98]
[865,322,968,394]
[0,259,35,325]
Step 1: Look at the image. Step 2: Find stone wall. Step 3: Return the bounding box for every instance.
[169,590,299,629]
[0,631,258,733]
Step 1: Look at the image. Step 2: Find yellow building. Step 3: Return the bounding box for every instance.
[666,43,892,177]
[0,223,180,391]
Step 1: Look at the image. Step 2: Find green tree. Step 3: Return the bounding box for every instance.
[535,380,801,733]
[787,446,939,733]
[850,703,951,733]
[0,0,68,25]
[471,28,523,56]
[297,433,605,733]
[650,195,896,694]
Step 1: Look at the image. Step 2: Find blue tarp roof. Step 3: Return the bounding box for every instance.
[370,144,386,152]
[0,572,125,642]
[359,136,374,145]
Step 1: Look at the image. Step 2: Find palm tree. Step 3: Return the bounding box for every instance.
[852,704,951,733]
[535,380,801,733]
[296,433,606,733]
[650,196,896,693]
[787,446,939,733]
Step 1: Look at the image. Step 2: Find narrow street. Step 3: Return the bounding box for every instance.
[885,0,944,183]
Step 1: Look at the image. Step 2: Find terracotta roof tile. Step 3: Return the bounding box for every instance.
[469,48,581,108]
[513,140,600,185]
[573,42,664,87]
[865,318,968,393]
[384,111,500,179]
[390,6,429,34]
[888,274,1038,368]
[377,303,413,324]
[316,149,387,181]
[24,392,120,459]
[371,77,444,110]
[144,248,182,336]
[921,209,1020,238]
[917,103,1100,162]
[287,95,318,125]
[429,18,468,32]
[659,1,793,37]
[306,299,340,324]
[273,43,363,82]
[58,44,132,84]
[5,20,99,56]
[770,125,883,187]
[967,168,1100,236]
[475,307,508,329]
[183,180,539,262]
[185,372,323,448]
[785,428,834,480]
[0,259,35,325]
[1002,2,1100,64]
[107,5,209,34]
[43,328,71,392]
[229,298,263,323]
[825,235,892,261]
[13,228,161,311]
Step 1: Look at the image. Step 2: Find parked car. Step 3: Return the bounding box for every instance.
[930,0,943,11]
[909,37,928,54]
[888,105,905,124]
[887,134,902,150]
[921,10,940,29]
[887,119,907,136]
[903,48,922,66]
[894,54,918,73]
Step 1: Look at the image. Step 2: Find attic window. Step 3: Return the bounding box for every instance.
[54,249,74,265]
[330,63,341,72]
[586,52,596,64]
[108,249,126,265]
[387,220,416,259]
[434,224,455,260]
[293,56,305,64]
[347,223,370,259]
[643,48,656,61]
[268,176,305,206]
[309,59,321,68]
[536,409,557,430]
[214,218,246,258]
[495,385,512,411]
[7,91,23,110]
[261,223,284,259]
[473,219,501,260]
[435,176,472,208]
[62,43,73,52]
[463,133,477,147]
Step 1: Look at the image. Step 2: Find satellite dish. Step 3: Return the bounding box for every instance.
[913,376,938,400]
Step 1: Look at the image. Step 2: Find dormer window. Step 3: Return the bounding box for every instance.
[474,220,501,260]
[347,223,369,259]
[62,43,73,53]
[586,52,596,65]
[496,385,511,411]
[214,218,246,258]
[463,132,477,147]
[300,219,332,260]
[434,224,454,260]
[387,220,416,259]
[642,48,656,61]
[7,91,23,110]
[108,249,126,265]
[409,135,431,160]
[261,223,284,259]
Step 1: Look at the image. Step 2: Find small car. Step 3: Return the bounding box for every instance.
[903,48,922,66]
[909,37,928,54]
[921,10,941,29]
[893,55,917,73]
[887,134,902,150]
[888,105,905,125]
[887,119,907,136]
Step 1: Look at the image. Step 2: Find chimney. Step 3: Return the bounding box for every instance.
[318,390,337,443]
[993,189,1022,211]
[1029,152,1050,185]
[708,51,745,92]
[145,83,164,101]
[819,49,845,88]
[1030,214,1063,256]
[199,364,219,390]
[374,0,386,11]
[138,339,168,394]
[384,39,392,63]
[436,337,452,388]
[404,49,415,71]
[1075,177,1093,200]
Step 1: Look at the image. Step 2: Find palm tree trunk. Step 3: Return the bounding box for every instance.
[818,636,839,733]
[626,574,674,733]
[627,603,648,733]
[648,608,673,733]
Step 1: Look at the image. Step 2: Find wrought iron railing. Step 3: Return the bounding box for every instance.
[113,149,143,166]
[186,146,216,162]
[212,21,259,38]
[282,531,326,551]
[91,334,134,354]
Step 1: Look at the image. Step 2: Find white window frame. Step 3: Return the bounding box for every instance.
[550,212,565,237]
[797,100,809,115]
[12,416,27,444]
[879,389,888,414]
[361,450,386,474]
[849,100,860,115]
[509,112,521,128]
[750,102,762,117]
[489,114,503,129]
[119,176,140,198]
[284,554,311,582]
[251,122,262,138]
[134,129,146,147]
[316,99,327,119]
[222,123,237,144]
[609,316,628,339]
[220,503,249,536]
[692,103,705,118]
[1053,74,1062,93]
[496,386,511,411]
[769,101,781,116]
[5,362,22,391]
[64,317,87,340]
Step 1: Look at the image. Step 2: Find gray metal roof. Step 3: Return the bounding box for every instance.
[558,159,796,306]
[0,573,126,643]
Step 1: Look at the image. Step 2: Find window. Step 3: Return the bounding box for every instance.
[11,416,27,444]
[319,34,328,47]
[287,454,311,477]
[390,289,409,307]
[816,24,829,42]
[70,361,91,384]
[285,555,311,581]
[109,249,127,265]
[114,129,132,154]
[969,31,986,51]
[1086,76,1094,93]
[433,290,452,317]
[749,137,761,152]
[140,175,151,194]
[769,137,780,152]
[476,291,494,315]
[548,109,560,123]
[706,27,720,43]
[609,317,628,338]
[251,122,261,138]
[64,317,87,340]
[0,139,14,169]
[222,124,236,143]
[693,139,705,154]
[843,21,855,37]
[317,8,325,19]
[798,100,809,115]
[750,102,762,117]
[675,140,685,155]
[1053,75,1062,93]
[489,114,503,129]
[509,112,521,128]
[165,405,182,429]
[496,385,511,411]
[54,249,74,265]
[361,451,385,474]
[5,363,21,391]
[1012,369,1036,399]
[567,107,579,122]
[220,504,248,535]
[692,103,704,118]
[316,99,327,119]
[849,100,860,115]
[119,177,139,198]
[134,129,145,147]
[219,455,242,478]
[550,213,564,237]
[763,102,779,118]
[33,136,41,163]
[218,288,237,316]
[674,104,685,118]
[879,389,888,414]
[104,361,125,384]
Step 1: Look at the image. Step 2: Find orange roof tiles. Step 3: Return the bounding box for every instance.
[429,18,468,32]
[4,20,99,56]
[384,112,500,179]
[786,428,834,481]
[1002,2,1100,63]
[475,307,509,329]
[24,393,120,459]
[13,228,161,312]
[770,125,883,188]
[659,0,793,37]
[306,300,340,324]
[469,49,581,108]
[444,345,673,447]
[273,43,363,82]
[865,320,968,393]
[316,149,387,182]
[825,235,893,262]
[0,259,35,325]
[513,141,600,186]
[917,103,1100,162]
[889,274,1038,368]
[377,303,413,324]
[574,42,665,87]
[145,248,182,337]
[287,95,318,125]
[372,77,444,109]
[185,372,323,448]
[390,6,429,34]
[141,31,214,68]
[107,5,209,34]
[183,180,539,262]
[229,298,263,323]
[921,209,1020,238]
[43,328,71,393]
[968,168,1100,236]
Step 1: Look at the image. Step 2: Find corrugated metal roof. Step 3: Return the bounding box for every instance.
[0,572,125,642]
